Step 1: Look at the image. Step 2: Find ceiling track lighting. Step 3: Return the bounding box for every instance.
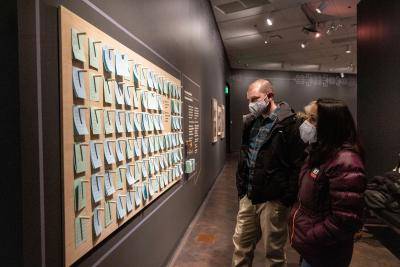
[345,44,351,53]
[265,12,274,26]
[316,1,328,14]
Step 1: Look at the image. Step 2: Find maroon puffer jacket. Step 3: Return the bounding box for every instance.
[289,148,366,267]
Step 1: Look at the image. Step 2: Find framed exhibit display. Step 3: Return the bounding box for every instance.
[59,6,184,266]
[220,104,225,139]
[211,98,218,143]
[217,104,222,136]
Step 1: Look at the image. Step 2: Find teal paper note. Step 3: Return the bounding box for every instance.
[115,81,124,105]
[103,78,113,104]
[73,106,89,136]
[115,51,130,78]
[126,191,133,213]
[91,174,103,203]
[134,186,142,206]
[102,46,114,73]
[74,177,86,211]
[159,155,165,170]
[152,72,159,91]
[88,38,99,69]
[71,28,85,62]
[154,157,160,173]
[133,113,142,132]
[134,161,142,182]
[141,137,149,155]
[159,135,165,150]
[142,183,148,201]
[116,194,126,220]
[104,172,115,197]
[104,110,114,134]
[133,90,139,109]
[93,207,102,237]
[75,217,88,247]
[116,167,124,190]
[163,172,168,185]
[89,141,102,169]
[123,84,132,107]
[149,136,155,154]
[148,179,155,197]
[104,201,113,227]
[159,174,165,189]
[134,138,141,157]
[154,135,160,152]
[149,158,155,175]
[72,67,86,99]
[104,140,115,164]
[90,108,102,135]
[126,164,135,186]
[116,140,125,162]
[74,143,86,174]
[115,111,125,134]
[125,112,133,133]
[146,70,154,89]
[126,139,134,159]
[142,160,148,178]
[141,91,149,110]
[89,74,101,101]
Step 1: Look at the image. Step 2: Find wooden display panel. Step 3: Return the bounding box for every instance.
[59,6,184,266]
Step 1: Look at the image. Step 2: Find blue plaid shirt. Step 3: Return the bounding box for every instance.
[246,108,280,193]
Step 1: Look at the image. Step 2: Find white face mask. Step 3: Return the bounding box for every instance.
[299,120,317,144]
[248,95,269,116]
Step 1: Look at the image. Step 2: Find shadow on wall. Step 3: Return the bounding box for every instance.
[228,69,357,152]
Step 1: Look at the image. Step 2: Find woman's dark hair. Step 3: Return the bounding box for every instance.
[309,98,364,167]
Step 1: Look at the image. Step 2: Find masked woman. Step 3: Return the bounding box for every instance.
[289,98,366,267]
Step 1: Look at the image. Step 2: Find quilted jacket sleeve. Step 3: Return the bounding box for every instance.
[308,151,366,244]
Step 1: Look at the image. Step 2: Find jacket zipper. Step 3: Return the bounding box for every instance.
[290,202,301,246]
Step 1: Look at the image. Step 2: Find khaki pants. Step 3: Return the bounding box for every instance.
[232,195,290,267]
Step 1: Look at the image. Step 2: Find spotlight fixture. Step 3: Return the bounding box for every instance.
[266,17,273,26]
[264,34,271,45]
[303,23,322,38]
[345,45,351,53]
[340,72,345,78]
[300,42,307,48]
[316,1,328,14]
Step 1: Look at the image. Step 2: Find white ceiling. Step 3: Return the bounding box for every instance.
[211,0,358,73]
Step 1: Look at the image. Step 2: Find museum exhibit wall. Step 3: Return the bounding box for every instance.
[17,0,228,266]
[228,69,357,152]
[358,0,400,176]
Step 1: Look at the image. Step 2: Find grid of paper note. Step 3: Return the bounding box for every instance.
[70,27,184,249]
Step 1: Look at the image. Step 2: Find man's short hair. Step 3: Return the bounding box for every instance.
[248,79,274,96]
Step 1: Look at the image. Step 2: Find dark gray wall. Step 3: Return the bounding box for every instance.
[18,0,227,266]
[1,1,21,266]
[228,69,357,152]
[358,0,400,176]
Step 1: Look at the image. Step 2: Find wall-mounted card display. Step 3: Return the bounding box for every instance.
[60,6,183,266]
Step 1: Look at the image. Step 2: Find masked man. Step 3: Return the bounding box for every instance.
[232,79,306,267]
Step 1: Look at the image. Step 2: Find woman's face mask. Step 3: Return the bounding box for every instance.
[299,120,317,144]
[248,95,269,116]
